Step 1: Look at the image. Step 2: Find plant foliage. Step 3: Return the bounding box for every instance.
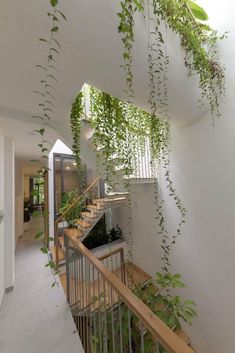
[118,0,226,121]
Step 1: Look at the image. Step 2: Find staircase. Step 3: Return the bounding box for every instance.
[82,118,155,192]
[51,178,128,265]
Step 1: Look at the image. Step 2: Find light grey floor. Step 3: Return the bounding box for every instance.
[0,216,84,353]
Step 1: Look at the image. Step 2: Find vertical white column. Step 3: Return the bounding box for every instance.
[0,129,4,304]
[15,159,24,247]
[4,138,15,291]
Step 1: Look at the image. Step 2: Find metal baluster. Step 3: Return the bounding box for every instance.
[118,296,124,353]
[81,254,85,348]
[88,260,92,353]
[103,278,108,353]
[92,265,97,353]
[115,253,118,279]
[156,341,161,353]
[140,324,145,353]
[97,272,102,353]
[85,257,89,353]
[128,308,132,353]
[65,235,70,305]
[111,287,116,353]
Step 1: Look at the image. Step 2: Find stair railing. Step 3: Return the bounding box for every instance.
[54,176,101,266]
[64,232,195,353]
[98,247,126,285]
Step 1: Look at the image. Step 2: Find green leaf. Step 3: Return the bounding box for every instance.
[52,39,61,48]
[51,48,59,54]
[47,260,56,269]
[40,247,48,254]
[36,64,47,71]
[34,90,45,97]
[187,0,209,21]
[50,0,58,7]
[34,128,45,135]
[51,26,59,32]
[35,231,44,239]
[39,38,50,44]
[51,281,56,287]
[48,237,54,241]
[47,74,58,81]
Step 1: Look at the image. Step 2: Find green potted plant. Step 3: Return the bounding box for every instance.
[60,191,85,228]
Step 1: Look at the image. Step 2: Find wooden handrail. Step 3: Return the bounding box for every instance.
[55,176,101,225]
[66,233,195,353]
[98,247,124,261]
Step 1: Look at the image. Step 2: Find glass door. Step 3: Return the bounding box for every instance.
[53,153,86,219]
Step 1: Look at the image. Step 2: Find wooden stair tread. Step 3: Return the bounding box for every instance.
[59,273,120,311]
[51,245,65,262]
[81,211,99,219]
[125,262,152,287]
[141,283,160,300]
[64,227,83,238]
[93,197,126,203]
[76,219,92,228]
[174,329,191,345]
[87,204,103,210]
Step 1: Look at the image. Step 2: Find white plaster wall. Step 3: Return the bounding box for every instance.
[4,138,15,289]
[132,2,235,352]
[0,128,4,304]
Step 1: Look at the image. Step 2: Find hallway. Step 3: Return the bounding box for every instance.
[0,216,84,353]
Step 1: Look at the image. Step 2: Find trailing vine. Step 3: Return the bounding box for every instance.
[34,0,67,170]
[70,92,84,169]
[116,0,227,331]
[33,0,66,280]
[118,0,226,120]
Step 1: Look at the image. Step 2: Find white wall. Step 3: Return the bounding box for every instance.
[132,3,235,352]
[4,138,15,290]
[15,159,24,246]
[0,128,5,304]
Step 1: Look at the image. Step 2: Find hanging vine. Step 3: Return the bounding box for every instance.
[33,0,66,280]
[116,0,226,332]
[33,0,67,171]
[118,0,226,120]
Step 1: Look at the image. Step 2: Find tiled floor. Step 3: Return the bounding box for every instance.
[0,216,84,353]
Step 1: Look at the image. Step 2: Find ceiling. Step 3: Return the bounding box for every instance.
[0,0,220,165]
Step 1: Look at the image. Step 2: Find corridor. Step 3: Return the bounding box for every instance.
[0,216,84,353]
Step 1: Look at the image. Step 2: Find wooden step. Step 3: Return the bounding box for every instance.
[64,227,84,238]
[87,204,104,211]
[81,211,99,219]
[125,262,152,288]
[51,245,65,262]
[174,329,190,345]
[77,219,92,228]
[141,282,160,301]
